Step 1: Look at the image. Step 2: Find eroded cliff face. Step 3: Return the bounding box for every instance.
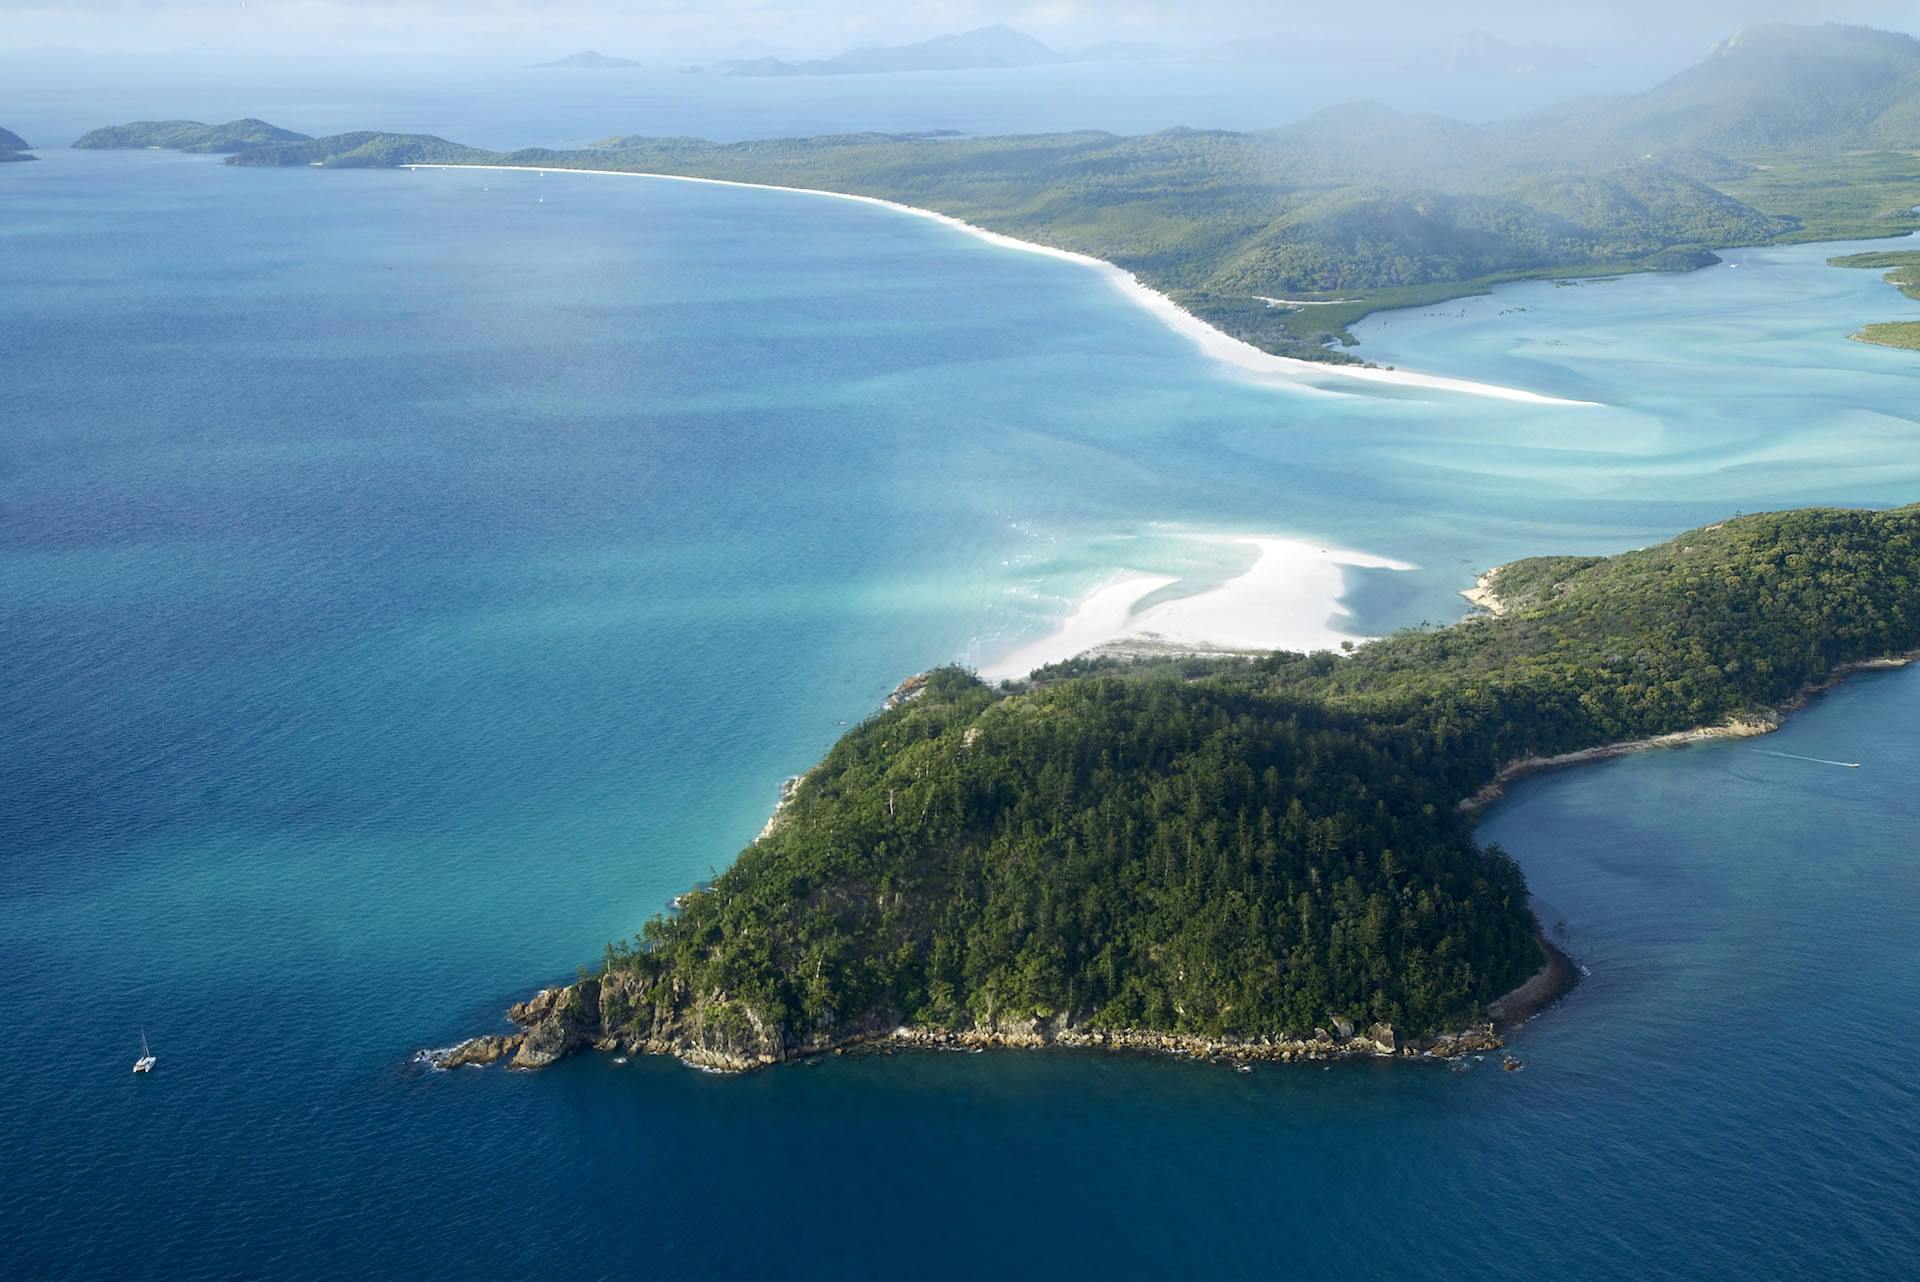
[425,971,1506,1075]
[426,970,827,1073]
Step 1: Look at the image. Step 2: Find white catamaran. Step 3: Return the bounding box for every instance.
[133,1028,156,1074]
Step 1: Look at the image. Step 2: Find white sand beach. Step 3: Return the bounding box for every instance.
[977,536,1416,682]
[405,163,1595,407]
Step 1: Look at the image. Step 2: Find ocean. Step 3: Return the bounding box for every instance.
[3,137,1918,1278]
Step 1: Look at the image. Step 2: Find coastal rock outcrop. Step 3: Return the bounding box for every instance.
[437,1034,523,1068]
[755,773,806,843]
[486,969,835,1072]
[1421,1024,1502,1058]
[455,975,1505,1072]
[882,672,931,710]
[509,981,603,1068]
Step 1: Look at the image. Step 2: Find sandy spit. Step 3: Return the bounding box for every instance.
[404,163,1598,407]
[976,536,1414,683]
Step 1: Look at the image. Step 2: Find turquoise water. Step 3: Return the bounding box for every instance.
[4,147,1919,1278]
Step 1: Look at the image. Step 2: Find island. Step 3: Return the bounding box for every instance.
[71,118,311,154]
[1415,29,1593,74]
[530,50,642,69]
[0,126,32,161]
[429,504,1920,1073]
[715,24,1064,77]
[1832,249,1920,349]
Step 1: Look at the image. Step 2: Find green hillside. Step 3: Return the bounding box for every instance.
[1560,23,1920,154]
[230,131,494,168]
[72,118,311,154]
[217,118,1782,360]
[1831,247,1920,299]
[485,506,1920,1070]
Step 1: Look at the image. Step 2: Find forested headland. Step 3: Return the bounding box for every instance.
[437,505,1920,1072]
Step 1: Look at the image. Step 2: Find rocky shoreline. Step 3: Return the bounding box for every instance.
[419,621,1914,1084]
[1487,931,1579,1028]
[1458,712,1780,814]
[422,994,1511,1076]
[1459,649,1919,814]
[423,924,1558,1077]
[873,1016,1506,1066]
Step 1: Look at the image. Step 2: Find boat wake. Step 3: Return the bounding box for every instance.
[1754,749,1861,768]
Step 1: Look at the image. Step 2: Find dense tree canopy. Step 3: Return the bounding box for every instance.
[598,506,1920,1055]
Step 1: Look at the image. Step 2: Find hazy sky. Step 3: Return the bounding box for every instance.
[6,0,1918,57]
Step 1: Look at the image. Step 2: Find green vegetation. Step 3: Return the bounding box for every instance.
[1854,321,1920,350]
[1828,248,1920,349]
[71,118,311,154]
[230,131,494,168]
[90,23,1920,360]
[1539,23,1920,154]
[1720,150,1920,242]
[1830,248,1920,300]
[589,507,1920,1059]
[216,118,1782,362]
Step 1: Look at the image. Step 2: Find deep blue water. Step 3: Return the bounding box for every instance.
[4,146,1919,1279]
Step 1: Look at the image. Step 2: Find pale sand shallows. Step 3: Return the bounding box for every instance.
[404,164,1596,408]
[1460,566,1508,615]
[977,537,1417,683]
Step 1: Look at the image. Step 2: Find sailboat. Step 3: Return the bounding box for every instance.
[133,1028,156,1074]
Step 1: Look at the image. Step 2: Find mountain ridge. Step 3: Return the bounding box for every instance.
[719,23,1063,76]
[530,50,642,69]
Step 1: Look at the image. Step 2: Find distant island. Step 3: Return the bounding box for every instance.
[530,50,641,69]
[0,125,32,162]
[703,25,1193,76]
[78,24,1920,364]
[423,505,1920,1073]
[1073,40,1169,64]
[1832,248,1920,350]
[1407,29,1593,74]
[715,24,1063,76]
[72,118,311,154]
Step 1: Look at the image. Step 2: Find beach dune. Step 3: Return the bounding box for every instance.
[978,536,1415,682]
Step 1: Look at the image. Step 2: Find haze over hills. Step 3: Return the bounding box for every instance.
[717,23,1063,76]
[0,125,33,161]
[1420,30,1594,75]
[77,23,1920,361]
[196,114,1777,362]
[530,50,642,69]
[1543,22,1920,153]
